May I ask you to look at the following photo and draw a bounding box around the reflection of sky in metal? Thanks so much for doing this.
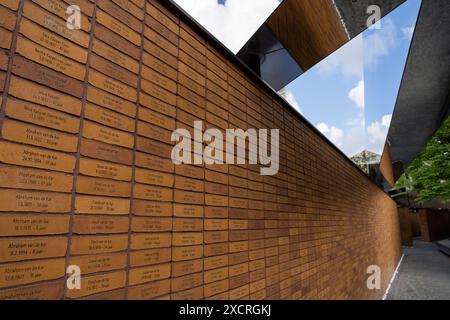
[173,0,282,53]
[288,0,422,158]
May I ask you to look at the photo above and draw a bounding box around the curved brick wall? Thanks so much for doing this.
[0,0,401,299]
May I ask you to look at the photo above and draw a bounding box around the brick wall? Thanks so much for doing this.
[380,142,395,187]
[0,0,402,299]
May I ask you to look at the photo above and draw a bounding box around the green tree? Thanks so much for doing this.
[396,116,450,203]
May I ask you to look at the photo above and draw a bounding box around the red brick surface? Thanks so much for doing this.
[0,0,402,300]
[419,209,450,242]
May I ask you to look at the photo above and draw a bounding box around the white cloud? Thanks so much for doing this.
[315,34,364,79]
[173,0,280,53]
[366,114,392,153]
[367,122,386,145]
[318,123,366,157]
[401,26,415,40]
[317,123,329,134]
[316,18,401,80]
[316,123,344,147]
[346,116,365,129]
[317,114,392,157]
[278,87,302,114]
[363,18,398,68]
[381,114,392,127]
[348,80,365,110]
[343,125,367,157]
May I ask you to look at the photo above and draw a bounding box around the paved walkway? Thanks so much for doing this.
[387,239,450,300]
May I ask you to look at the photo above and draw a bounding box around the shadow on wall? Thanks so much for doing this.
[418,210,450,242]
[398,209,450,246]
[410,212,421,238]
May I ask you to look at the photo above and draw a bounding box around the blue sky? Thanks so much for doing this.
[174,0,422,157]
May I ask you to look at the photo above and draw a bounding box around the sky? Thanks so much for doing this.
[173,0,282,53]
[174,0,422,158]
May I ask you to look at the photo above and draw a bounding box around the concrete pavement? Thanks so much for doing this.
[386,239,450,300]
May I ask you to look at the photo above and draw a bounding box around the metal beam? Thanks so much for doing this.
[388,0,450,173]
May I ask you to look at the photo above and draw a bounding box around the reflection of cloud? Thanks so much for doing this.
[319,123,366,157]
[367,114,392,153]
[173,0,279,53]
[317,114,392,156]
[348,80,365,110]
[346,117,365,128]
[316,34,364,78]
[364,18,398,68]
[402,26,415,40]
[316,123,344,147]
[278,87,302,114]
[316,18,400,80]
[343,125,367,156]
[381,114,392,127]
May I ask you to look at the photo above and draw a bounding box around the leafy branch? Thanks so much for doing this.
[396,116,450,203]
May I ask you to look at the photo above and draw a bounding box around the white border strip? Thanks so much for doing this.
[382,254,405,300]
[331,0,351,39]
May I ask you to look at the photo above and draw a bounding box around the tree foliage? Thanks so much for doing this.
[396,116,450,203]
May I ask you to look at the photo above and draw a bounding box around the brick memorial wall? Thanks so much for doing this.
[0,0,402,299]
